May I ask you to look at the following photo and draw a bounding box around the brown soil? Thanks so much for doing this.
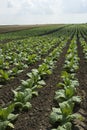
[0,25,37,34]
[0,24,64,34]
[13,39,71,130]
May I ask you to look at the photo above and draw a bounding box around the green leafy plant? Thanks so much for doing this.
[64,58,79,73]
[54,86,81,103]
[27,54,39,64]
[16,69,45,91]
[52,122,72,130]
[9,67,23,76]
[0,104,18,130]
[14,62,26,70]
[27,69,45,86]
[38,63,52,77]
[57,71,79,88]
[27,69,41,84]
[13,88,37,110]
[50,101,82,125]
[0,69,9,82]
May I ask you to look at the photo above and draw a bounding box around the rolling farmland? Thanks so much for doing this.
[0,24,87,130]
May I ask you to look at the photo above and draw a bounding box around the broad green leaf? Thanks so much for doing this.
[8,122,14,128]
[67,113,83,121]
[59,101,74,116]
[65,86,75,99]
[57,122,72,130]
[8,113,18,121]
[23,102,32,110]
[70,96,81,103]
[54,90,65,102]
[38,80,46,85]
[32,91,38,96]
[50,107,62,124]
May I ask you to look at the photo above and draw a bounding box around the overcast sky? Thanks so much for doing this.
[0,0,87,25]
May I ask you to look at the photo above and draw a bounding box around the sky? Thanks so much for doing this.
[0,0,87,25]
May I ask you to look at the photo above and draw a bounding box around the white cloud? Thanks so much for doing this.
[7,0,63,15]
[0,0,87,24]
[62,0,87,13]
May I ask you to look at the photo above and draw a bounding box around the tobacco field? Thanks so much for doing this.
[0,24,87,130]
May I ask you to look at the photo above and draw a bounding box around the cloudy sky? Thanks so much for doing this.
[0,0,87,25]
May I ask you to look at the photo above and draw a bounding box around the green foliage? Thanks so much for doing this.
[38,63,52,76]
[50,37,83,130]
[27,54,39,64]
[52,122,72,130]
[0,69,9,82]
[50,101,82,125]
[13,88,35,110]
[55,85,81,103]
[0,104,18,130]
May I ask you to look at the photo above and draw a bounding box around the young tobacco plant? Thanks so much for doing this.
[0,69,10,82]
[16,69,46,91]
[50,39,83,130]
[54,86,81,104]
[38,63,52,77]
[52,122,72,130]
[0,104,18,130]
[55,71,81,103]
[27,54,40,64]
[50,101,82,130]
[13,88,34,110]
[58,71,79,88]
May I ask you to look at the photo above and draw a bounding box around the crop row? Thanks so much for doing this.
[0,36,60,83]
[79,35,87,60]
[49,36,83,130]
[0,28,74,84]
